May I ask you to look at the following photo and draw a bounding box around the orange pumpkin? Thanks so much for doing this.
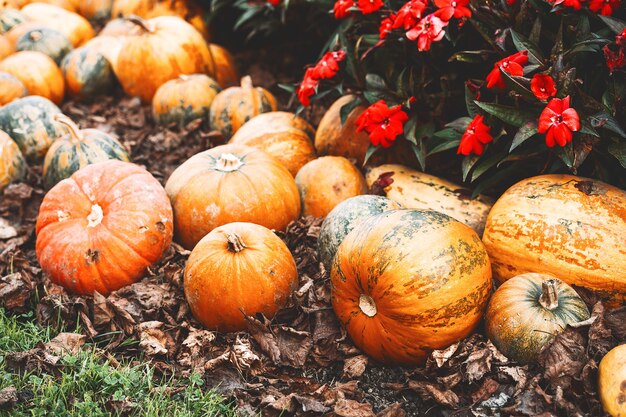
[231,111,315,142]
[164,144,300,249]
[61,45,115,98]
[0,51,64,104]
[77,0,112,21]
[295,156,367,218]
[482,174,626,304]
[116,15,213,102]
[36,160,173,295]
[0,35,11,60]
[0,129,26,190]
[0,71,26,105]
[185,222,298,332]
[81,35,122,75]
[207,43,238,88]
[19,0,79,12]
[152,74,221,126]
[5,21,43,48]
[331,209,492,365]
[598,344,626,417]
[98,17,135,37]
[20,3,94,46]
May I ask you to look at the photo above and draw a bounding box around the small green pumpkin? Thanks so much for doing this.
[0,95,63,161]
[318,195,403,270]
[0,129,26,191]
[16,27,73,64]
[43,113,130,189]
[0,6,26,34]
[61,46,116,98]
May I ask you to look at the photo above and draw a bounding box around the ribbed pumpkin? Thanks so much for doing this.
[0,71,26,105]
[20,3,94,46]
[36,160,173,295]
[16,27,73,64]
[152,74,220,126]
[77,0,112,21]
[0,129,26,190]
[81,36,122,75]
[165,144,301,249]
[366,164,495,236]
[0,35,11,60]
[61,45,115,98]
[116,15,213,102]
[331,209,492,365]
[231,111,315,142]
[482,174,626,305]
[5,21,42,48]
[318,195,403,271]
[598,344,626,417]
[21,0,79,11]
[0,95,63,160]
[485,273,590,364]
[43,114,129,189]
[295,156,367,218]
[208,76,277,140]
[185,222,298,332]
[207,43,238,88]
[0,5,25,33]
[0,51,65,104]
[98,17,135,37]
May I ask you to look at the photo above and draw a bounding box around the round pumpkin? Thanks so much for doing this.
[208,76,277,140]
[61,45,115,98]
[0,35,11,60]
[482,174,626,305]
[16,27,72,64]
[295,156,367,218]
[318,195,403,271]
[0,5,25,33]
[185,222,298,332]
[36,160,173,295]
[77,0,112,21]
[599,344,626,417]
[152,74,220,127]
[98,17,135,37]
[0,51,65,104]
[20,3,94,47]
[0,129,26,190]
[164,144,301,249]
[22,0,79,12]
[366,164,495,236]
[116,15,213,103]
[0,95,63,160]
[5,21,43,48]
[331,209,492,365]
[81,35,122,75]
[0,71,26,105]
[485,273,590,364]
[207,43,238,88]
[43,114,129,189]
[231,111,315,142]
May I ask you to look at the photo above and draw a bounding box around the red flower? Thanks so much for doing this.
[434,0,472,21]
[538,96,580,147]
[457,115,493,155]
[530,74,557,101]
[506,0,517,5]
[485,50,528,89]
[356,100,409,148]
[617,28,626,47]
[312,50,347,79]
[379,14,396,39]
[357,0,383,14]
[589,0,620,15]
[548,0,582,10]
[603,45,625,73]
[406,14,448,52]
[297,68,319,107]
[267,0,280,5]
[393,0,428,30]
[334,0,354,19]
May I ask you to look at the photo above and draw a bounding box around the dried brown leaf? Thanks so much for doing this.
[46,333,86,356]
[334,398,375,417]
[343,355,368,379]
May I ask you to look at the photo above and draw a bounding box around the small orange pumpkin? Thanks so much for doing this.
[5,21,43,48]
[152,74,221,126]
[20,3,95,47]
[0,35,11,60]
[81,35,122,75]
[61,45,115,98]
[185,222,298,332]
[231,111,315,142]
[36,160,173,295]
[598,344,626,417]
[0,129,26,190]
[0,71,26,105]
[16,27,73,64]
[77,0,112,21]
[207,43,238,88]
[0,51,65,104]
[295,156,367,218]
[98,17,135,37]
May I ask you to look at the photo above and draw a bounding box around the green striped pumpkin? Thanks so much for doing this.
[16,27,73,65]
[62,46,116,98]
[0,129,26,191]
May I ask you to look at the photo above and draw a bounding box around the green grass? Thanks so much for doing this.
[0,309,237,417]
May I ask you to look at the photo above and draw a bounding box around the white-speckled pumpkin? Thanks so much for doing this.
[0,50,65,104]
[16,27,73,64]
[0,129,26,190]
[0,71,26,105]
[61,45,115,98]
[152,74,220,127]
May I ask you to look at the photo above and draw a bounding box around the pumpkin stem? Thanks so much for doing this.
[359,294,377,318]
[126,15,154,33]
[179,74,191,81]
[29,30,42,42]
[87,204,103,228]
[539,279,559,310]
[226,233,246,253]
[54,114,83,143]
[215,153,244,172]
[240,75,253,90]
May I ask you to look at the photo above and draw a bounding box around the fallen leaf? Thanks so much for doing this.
[431,342,459,367]
[138,321,169,356]
[408,380,460,408]
[0,218,17,239]
[0,272,33,310]
[343,355,368,379]
[376,403,406,417]
[334,398,375,417]
[539,328,586,389]
[45,333,86,356]
[0,386,17,409]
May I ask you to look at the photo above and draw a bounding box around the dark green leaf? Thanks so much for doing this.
[501,71,536,101]
[410,141,427,171]
[511,121,539,151]
[608,141,626,168]
[471,150,508,182]
[590,111,626,138]
[365,73,387,91]
[277,83,295,94]
[363,144,379,166]
[510,30,545,65]
[404,117,418,145]
[462,156,480,182]
[472,165,519,198]
[428,139,461,155]
[553,142,575,169]
[465,84,480,118]
[414,122,435,141]
[448,51,490,63]
[474,101,536,128]
[339,98,361,126]
[529,16,542,46]
[445,117,473,131]
[599,15,626,34]
[433,128,462,141]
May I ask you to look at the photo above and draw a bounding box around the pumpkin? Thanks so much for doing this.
[599,344,626,417]
[0,129,25,190]
[0,5,25,33]
[98,17,135,37]
[36,160,173,295]
[207,43,238,87]
[185,222,298,332]
[20,3,94,46]
[0,35,11,60]
[164,144,300,249]
[152,74,220,127]
[5,21,43,48]
[0,51,64,104]
[331,209,492,365]
[485,273,590,364]
[208,76,277,140]
[81,35,122,75]
[365,164,494,236]
[21,0,78,12]
[0,95,63,160]
[318,195,403,271]
[482,174,626,304]
[116,15,214,102]
[231,111,315,142]
[61,45,115,98]
[77,0,112,21]
[295,156,367,218]
[16,27,72,64]
[0,71,26,105]
[230,127,316,177]
[43,114,129,189]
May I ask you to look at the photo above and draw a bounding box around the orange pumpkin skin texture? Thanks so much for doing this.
[152,74,221,126]
[184,222,298,332]
[0,129,26,190]
[61,45,115,98]
[485,273,590,364]
[81,36,122,75]
[36,160,174,295]
[77,0,112,21]
[0,35,12,60]
[295,156,367,218]
[232,111,315,142]
[98,18,135,37]
[482,174,626,304]
[331,209,492,365]
[208,76,277,140]
[165,144,301,250]
[0,51,64,104]
[599,344,626,417]
[0,71,26,105]
[20,3,94,47]
[116,15,214,103]
[0,6,26,34]
[207,43,238,88]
